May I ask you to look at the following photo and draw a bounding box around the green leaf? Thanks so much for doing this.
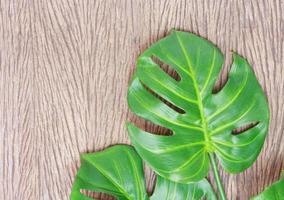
[71,145,216,200]
[251,172,284,200]
[151,176,216,200]
[127,30,270,183]
[71,145,148,200]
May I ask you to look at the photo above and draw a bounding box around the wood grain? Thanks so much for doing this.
[0,0,283,199]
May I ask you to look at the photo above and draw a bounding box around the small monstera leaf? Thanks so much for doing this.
[71,145,148,200]
[71,145,216,200]
[151,176,216,200]
[251,171,284,200]
[127,30,269,183]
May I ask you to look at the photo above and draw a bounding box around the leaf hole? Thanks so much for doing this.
[80,190,116,200]
[151,56,181,82]
[141,81,186,115]
[132,117,174,136]
[212,53,231,94]
[212,75,229,94]
[211,64,230,94]
[143,164,156,196]
[231,121,259,135]
[145,121,174,136]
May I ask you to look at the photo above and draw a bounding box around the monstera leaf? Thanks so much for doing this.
[127,30,270,183]
[151,176,216,200]
[251,171,284,200]
[71,145,216,200]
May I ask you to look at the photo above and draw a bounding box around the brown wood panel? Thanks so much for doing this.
[0,0,283,199]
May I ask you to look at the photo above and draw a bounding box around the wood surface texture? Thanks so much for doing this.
[0,0,283,199]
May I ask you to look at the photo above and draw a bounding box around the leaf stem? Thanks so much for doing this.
[209,153,227,200]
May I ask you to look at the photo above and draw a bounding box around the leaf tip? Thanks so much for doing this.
[80,153,89,161]
[231,52,250,66]
[169,28,178,34]
[231,51,241,60]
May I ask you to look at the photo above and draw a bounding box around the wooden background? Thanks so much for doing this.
[0,0,283,199]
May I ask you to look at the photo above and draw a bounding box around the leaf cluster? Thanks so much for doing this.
[70,31,279,200]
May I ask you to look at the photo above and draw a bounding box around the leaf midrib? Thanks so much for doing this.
[175,32,211,152]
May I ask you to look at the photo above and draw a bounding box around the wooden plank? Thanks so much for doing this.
[0,0,283,199]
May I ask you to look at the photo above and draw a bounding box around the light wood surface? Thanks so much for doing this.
[1,0,283,199]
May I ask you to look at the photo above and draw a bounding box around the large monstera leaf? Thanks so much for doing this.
[71,145,216,200]
[127,30,269,183]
